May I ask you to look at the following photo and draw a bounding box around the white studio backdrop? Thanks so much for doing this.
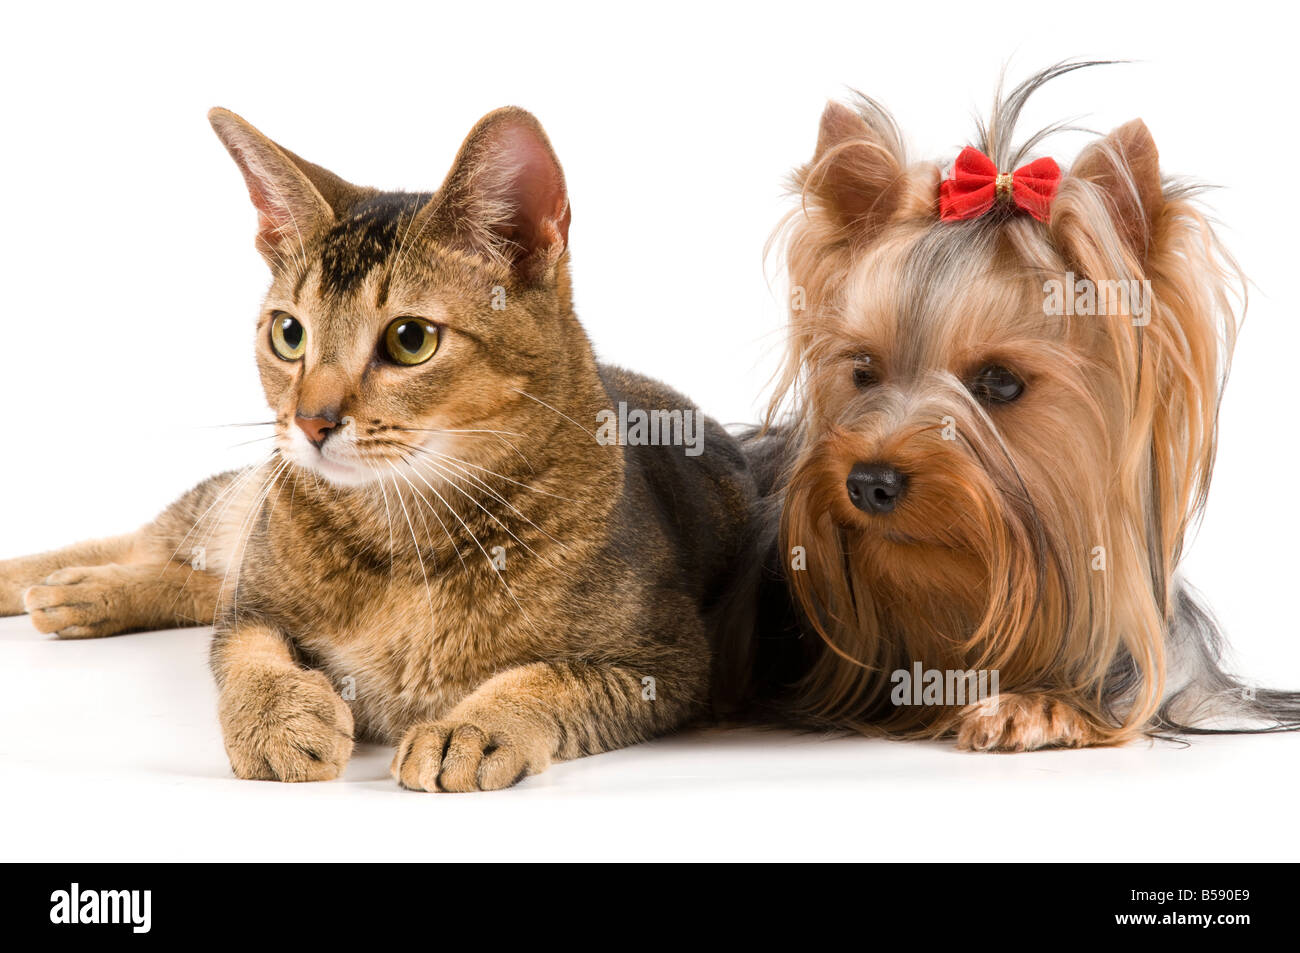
[1,0,1296,690]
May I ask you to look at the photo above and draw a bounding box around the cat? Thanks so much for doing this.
[0,105,754,791]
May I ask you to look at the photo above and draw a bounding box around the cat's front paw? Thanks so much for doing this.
[219,667,354,781]
[0,563,32,616]
[392,714,552,793]
[23,566,130,637]
[955,693,1102,752]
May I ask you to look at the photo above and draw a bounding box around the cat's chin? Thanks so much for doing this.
[291,453,376,488]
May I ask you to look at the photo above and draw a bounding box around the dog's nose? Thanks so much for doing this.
[295,413,339,449]
[846,463,908,514]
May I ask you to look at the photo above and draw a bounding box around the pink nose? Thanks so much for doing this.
[295,415,337,448]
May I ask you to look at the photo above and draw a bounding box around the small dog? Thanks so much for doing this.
[732,62,1300,750]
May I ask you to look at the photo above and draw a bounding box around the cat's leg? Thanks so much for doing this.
[0,534,137,616]
[2,471,243,637]
[955,692,1108,751]
[392,658,703,792]
[211,622,355,782]
[24,561,222,639]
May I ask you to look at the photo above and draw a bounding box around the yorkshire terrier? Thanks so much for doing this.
[728,62,1300,750]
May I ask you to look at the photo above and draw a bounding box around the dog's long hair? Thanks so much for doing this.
[743,62,1300,744]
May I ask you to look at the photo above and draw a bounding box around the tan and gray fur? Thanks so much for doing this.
[0,106,753,790]
[722,63,1300,749]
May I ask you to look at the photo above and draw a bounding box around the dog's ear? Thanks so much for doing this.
[1058,119,1163,266]
[1056,118,1234,591]
[798,101,905,243]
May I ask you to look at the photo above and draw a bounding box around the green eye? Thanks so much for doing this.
[270,312,306,361]
[384,318,440,366]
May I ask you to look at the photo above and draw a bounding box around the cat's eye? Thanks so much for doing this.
[384,318,440,366]
[852,355,878,389]
[270,312,306,361]
[969,364,1025,404]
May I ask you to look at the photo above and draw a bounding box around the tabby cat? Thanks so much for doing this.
[0,106,753,791]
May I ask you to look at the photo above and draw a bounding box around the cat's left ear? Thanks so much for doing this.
[415,107,571,282]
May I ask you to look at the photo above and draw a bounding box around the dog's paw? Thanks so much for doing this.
[23,566,131,638]
[219,667,354,782]
[955,693,1101,752]
[392,714,551,792]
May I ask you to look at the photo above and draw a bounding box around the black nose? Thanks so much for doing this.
[846,463,908,514]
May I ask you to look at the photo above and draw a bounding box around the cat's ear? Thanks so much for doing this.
[264,139,366,220]
[208,108,338,265]
[415,107,571,282]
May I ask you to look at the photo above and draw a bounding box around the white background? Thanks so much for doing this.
[1,1,1297,861]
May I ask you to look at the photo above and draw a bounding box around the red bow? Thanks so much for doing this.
[939,147,1061,223]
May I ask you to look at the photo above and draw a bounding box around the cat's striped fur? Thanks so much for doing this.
[0,106,753,790]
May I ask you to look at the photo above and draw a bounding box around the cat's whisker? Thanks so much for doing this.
[410,451,540,528]
[405,455,547,564]
[393,427,526,438]
[394,464,472,577]
[263,456,294,525]
[190,463,272,570]
[365,461,398,574]
[164,456,273,572]
[416,453,517,511]
[393,459,536,632]
[390,425,535,474]
[164,463,254,571]
[201,421,278,429]
[402,442,580,505]
[407,450,568,552]
[485,430,535,473]
[217,456,291,622]
[383,463,438,629]
[227,434,278,450]
[404,470,455,565]
[510,387,597,439]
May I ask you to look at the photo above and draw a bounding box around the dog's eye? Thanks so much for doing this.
[969,365,1024,404]
[852,356,878,389]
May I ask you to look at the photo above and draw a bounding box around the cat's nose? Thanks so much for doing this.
[295,413,339,449]
[846,462,908,514]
